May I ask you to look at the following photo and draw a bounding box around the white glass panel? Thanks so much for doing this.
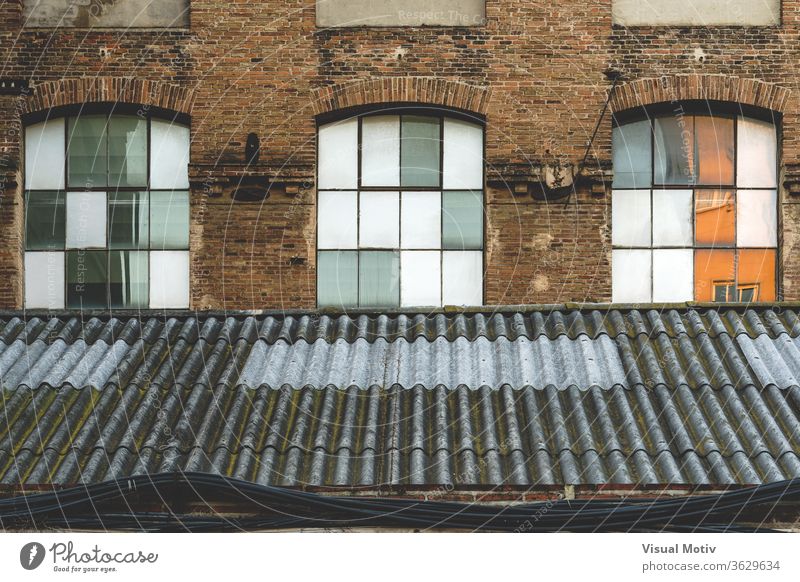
[611,189,650,247]
[401,191,441,249]
[359,191,399,248]
[149,250,189,308]
[150,120,190,190]
[24,252,65,309]
[25,119,65,190]
[653,249,693,302]
[737,189,777,247]
[318,118,358,189]
[443,118,483,190]
[442,251,482,306]
[401,251,441,307]
[66,191,107,248]
[612,249,651,303]
[652,189,692,247]
[737,117,777,188]
[361,116,400,187]
[318,191,357,249]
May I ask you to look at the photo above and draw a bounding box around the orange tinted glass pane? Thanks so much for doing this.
[737,249,776,302]
[695,249,735,301]
[695,116,734,185]
[695,190,735,246]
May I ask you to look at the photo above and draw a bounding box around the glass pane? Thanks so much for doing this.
[443,118,483,190]
[737,189,777,247]
[108,115,147,187]
[737,116,777,188]
[66,250,108,309]
[66,191,107,248]
[317,251,358,308]
[359,191,399,248]
[442,251,482,306]
[737,249,776,302]
[318,191,358,249]
[401,116,440,187]
[149,250,190,308]
[612,120,652,188]
[694,116,734,185]
[25,119,65,190]
[150,191,189,250]
[110,251,148,308]
[695,189,735,247]
[361,116,400,187]
[443,191,483,250]
[652,189,692,247]
[694,249,735,302]
[25,191,65,250]
[401,251,441,307]
[150,119,190,189]
[611,189,650,247]
[611,249,651,303]
[654,116,693,185]
[109,191,148,249]
[318,119,358,189]
[401,191,441,249]
[68,115,108,188]
[25,252,65,309]
[358,250,399,307]
[652,249,693,302]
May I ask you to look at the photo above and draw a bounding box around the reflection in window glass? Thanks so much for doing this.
[612,120,652,189]
[25,191,65,250]
[67,250,108,308]
[150,191,190,250]
[109,191,148,249]
[68,116,108,188]
[110,251,148,308]
[654,116,693,185]
[694,190,735,247]
[108,116,147,188]
[694,116,734,185]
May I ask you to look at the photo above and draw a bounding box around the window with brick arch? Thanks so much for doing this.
[316,110,485,308]
[611,104,778,303]
[24,109,190,309]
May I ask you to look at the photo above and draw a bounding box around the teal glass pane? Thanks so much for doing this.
[68,115,108,188]
[110,251,148,308]
[109,191,149,249]
[359,250,399,307]
[401,116,440,187]
[150,191,189,250]
[25,191,65,250]
[318,251,358,308]
[654,116,694,185]
[443,190,483,250]
[108,116,147,187]
[66,250,107,308]
[612,120,652,188]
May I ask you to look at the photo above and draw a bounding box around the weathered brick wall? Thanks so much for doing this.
[1,0,799,308]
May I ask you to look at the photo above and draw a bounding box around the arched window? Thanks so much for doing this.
[24,109,190,309]
[612,104,778,303]
[317,110,484,308]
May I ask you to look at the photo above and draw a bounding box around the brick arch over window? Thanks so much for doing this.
[311,77,491,117]
[22,77,194,116]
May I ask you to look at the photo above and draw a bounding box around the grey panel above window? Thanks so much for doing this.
[22,0,189,28]
[317,0,486,27]
[612,0,780,26]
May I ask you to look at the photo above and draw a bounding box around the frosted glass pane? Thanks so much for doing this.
[66,191,107,248]
[653,249,693,302]
[66,250,107,309]
[654,116,693,185]
[361,116,400,187]
[317,251,358,308]
[25,252,65,309]
[737,189,777,247]
[737,117,777,188]
[318,191,357,249]
[443,190,483,250]
[401,251,441,307]
[443,118,483,189]
[318,119,358,189]
[25,119,65,190]
[149,250,190,308]
[612,249,651,303]
[110,251,148,308]
[150,191,189,250]
[401,116,440,187]
[150,119,190,189]
[68,115,107,188]
[612,121,651,188]
[109,191,148,249]
[401,191,441,249]
[108,115,147,187]
[442,251,482,306]
[25,191,65,250]
[652,189,692,247]
[359,191,399,248]
[359,251,399,307]
[611,189,650,247]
